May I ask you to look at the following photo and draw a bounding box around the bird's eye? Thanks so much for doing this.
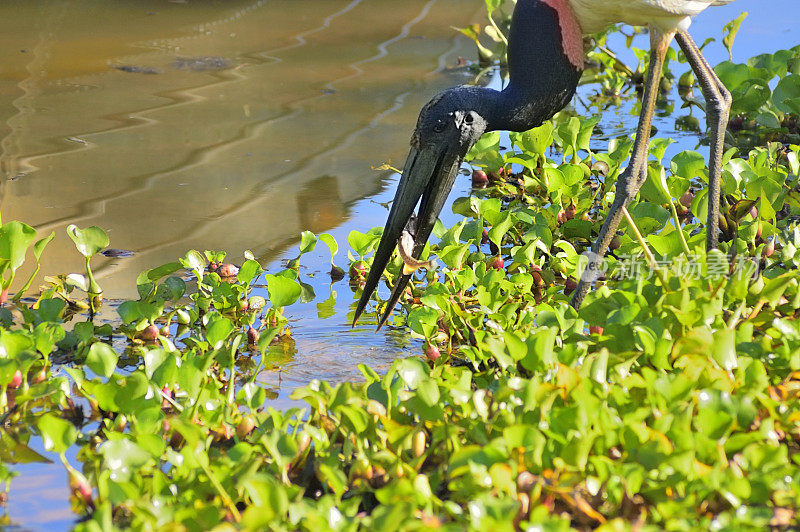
[433,121,446,133]
[464,113,474,125]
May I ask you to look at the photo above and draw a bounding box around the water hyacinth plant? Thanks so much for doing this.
[1,7,800,531]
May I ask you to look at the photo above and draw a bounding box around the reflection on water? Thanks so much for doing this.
[0,0,482,297]
[4,463,74,526]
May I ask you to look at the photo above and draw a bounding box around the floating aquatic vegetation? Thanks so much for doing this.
[1,7,800,531]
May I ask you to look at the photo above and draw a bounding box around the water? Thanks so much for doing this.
[0,0,484,296]
[0,0,798,529]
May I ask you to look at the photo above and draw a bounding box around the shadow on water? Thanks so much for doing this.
[0,0,798,529]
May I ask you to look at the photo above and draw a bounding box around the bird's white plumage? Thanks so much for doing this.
[568,0,734,33]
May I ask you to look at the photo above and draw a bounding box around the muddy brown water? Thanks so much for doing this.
[0,0,798,529]
[0,0,483,297]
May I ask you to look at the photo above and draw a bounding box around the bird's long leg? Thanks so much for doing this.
[675,30,732,251]
[571,29,675,310]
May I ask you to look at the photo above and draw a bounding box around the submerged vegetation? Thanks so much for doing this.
[2,4,800,530]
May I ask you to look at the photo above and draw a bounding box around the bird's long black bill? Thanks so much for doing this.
[376,156,460,329]
[352,145,459,328]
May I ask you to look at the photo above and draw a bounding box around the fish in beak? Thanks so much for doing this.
[352,88,490,328]
[397,227,437,276]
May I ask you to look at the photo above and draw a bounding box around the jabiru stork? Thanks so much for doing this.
[353,0,733,328]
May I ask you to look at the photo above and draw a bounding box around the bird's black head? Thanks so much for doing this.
[410,86,490,156]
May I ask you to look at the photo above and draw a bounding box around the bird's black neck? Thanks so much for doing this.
[480,0,583,132]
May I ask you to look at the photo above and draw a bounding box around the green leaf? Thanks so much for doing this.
[555,116,580,157]
[348,230,374,257]
[33,232,55,261]
[37,413,77,454]
[691,188,709,225]
[180,250,206,280]
[417,379,440,407]
[559,164,584,187]
[630,202,670,228]
[648,230,683,258]
[543,167,565,196]
[640,165,671,204]
[298,231,317,254]
[394,357,429,389]
[773,74,800,115]
[206,314,234,347]
[145,262,183,282]
[38,298,66,323]
[722,12,748,61]
[485,209,513,248]
[33,322,65,356]
[73,321,95,345]
[671,150,706,179]
[468,131,501,157]
[161,277,186,301]
[649,137,675,163]
[514,122,554,155]
[319,233,338,260]
[98,439,152,483]
[575,116,601,153]
[484,0,501,15]
[298,279,316,304]
[731,79,771,115]
[143,348,173,381]
[0,221,37,272]
[561,219,592,240]
[66,225,109,258]
[711,328,737,371]
[237,382,267,410]
[265,274,302,308]
[117,301,142,324]
[439,243,470,270]
[408,307,439,338]
[237,259,263,285]
[466,131,502,169]
[86,342,119,378]
[762,272,798,307]
[715,61,751,90]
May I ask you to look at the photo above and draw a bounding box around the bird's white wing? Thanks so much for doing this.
[653,0,734,11]
[570,0,735,33]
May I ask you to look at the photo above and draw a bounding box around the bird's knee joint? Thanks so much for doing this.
[719,86,732,107]
[708,88,732,114]
[706,95,731,122]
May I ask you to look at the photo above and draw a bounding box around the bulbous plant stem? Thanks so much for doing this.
[85,257,102,314]
[0,281,10,306]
